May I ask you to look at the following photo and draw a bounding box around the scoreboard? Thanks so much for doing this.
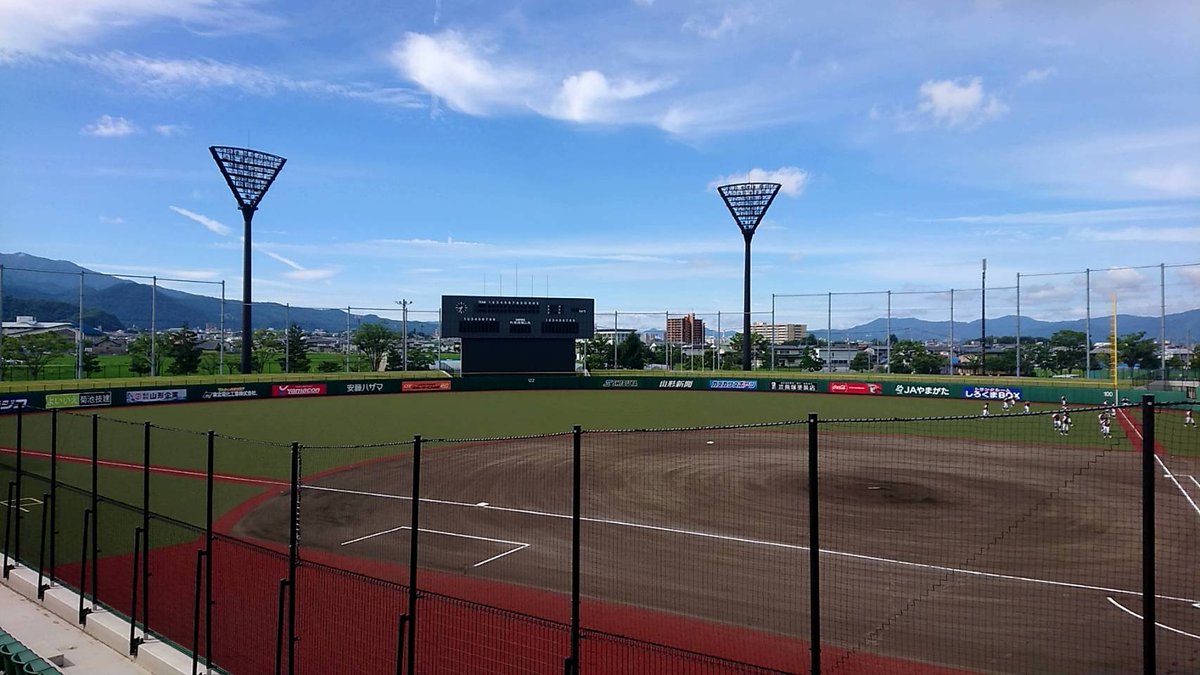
[441,295,595,374]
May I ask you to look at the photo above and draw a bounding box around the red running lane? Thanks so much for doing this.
[0,446,287,486]
[1114,409,1166,455]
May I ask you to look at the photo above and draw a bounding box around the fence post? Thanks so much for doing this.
[142,422,152,638]
[130,526,144,655]
[2,482,13,578]
[406,435,422,675]
[808,412,821,675]
[275,578,290,675]
[287,442,301,675]
[205,431,215,673]
[37,493,49,598]
[90,414,99,611]
[50,409,58,586]
[566,426,582,674]
[78,508,92,624]
[1141,394,1155,675]
[13,405,21,568]
[191,549,206,675]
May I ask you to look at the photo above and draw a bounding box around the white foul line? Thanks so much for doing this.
[1187,475,1200,491]
[1106,596,1200,641]
[308,484,1198,604]
[1117,410,1200,518]
[339,525,529,568]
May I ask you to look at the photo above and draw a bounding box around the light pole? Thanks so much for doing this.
[210,146,287,375]
[718,182,781,371]
[396,300,411,371]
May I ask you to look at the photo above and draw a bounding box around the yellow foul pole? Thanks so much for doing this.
[1111,293,1118,400]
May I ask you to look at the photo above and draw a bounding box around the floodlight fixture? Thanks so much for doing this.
[718,182,782,371]
[210,145,287,374]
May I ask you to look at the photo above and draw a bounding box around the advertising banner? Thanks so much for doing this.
[769,381,820,393]
[655,379,696,389]
[126,389,188,404]
[401,380,452,392]
[963,386,1022,400]
[601,379,640,388]
[45,391,113,409]
[828,382,882,395]
[272,383,328,397]
[342,381,394,395]
[709,379,759,391]
[891,383,952,397]
[0,397,31,413]
[201,385,262,400]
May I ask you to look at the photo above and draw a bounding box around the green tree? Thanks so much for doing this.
[888,340,946,375]
[251,329,283,374]
[385,342,435,370]
[849,351,871,372]
[352,323,396,372]
[724,332,769,368]
[1189,345,1200,371]
[317,360,343,373]
[1021,341,1054,374]
[578,336,613,370]
[792,345,824,371]
[616,332,650,369]
[198,352,237,375]
[80,350,103,378]
[164,325,202,375]
[278,324,311,373]
[4,333,73,379]
[1117,331,1158,370]
[128,333,166,376]
[1049,330,1088,373]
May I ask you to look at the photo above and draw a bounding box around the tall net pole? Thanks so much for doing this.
[210,146,287,375]
[718,183,781,371]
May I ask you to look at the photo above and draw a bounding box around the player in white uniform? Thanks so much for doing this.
[1022,401,1031,414]
[1186,409,1196,429]
[1060,412,1071,436]
[981,402,990,417]
[1099,413,1111,439]
[1052,412,1061,432]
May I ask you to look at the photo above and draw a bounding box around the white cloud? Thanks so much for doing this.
[153,123,187,136]
[547,70,670,123]
[1019,67,1056,84]
[707,167,809,197]
[169,206,232,236]
[390,31,534,116]
[927,205,1200,226]
[281,268,337,282]
[83,262,221,281]
[98,215,124,224]
[915,77,1006,129]
[67,51,423,107]
[0,0,280,54]
[259,249,304,270]
[1126,164,1200,197]
[82,114,137,137]
[682,10,757,39]
[1073,226,1200,243]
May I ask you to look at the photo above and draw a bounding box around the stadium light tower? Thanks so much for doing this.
[210,146,287,375]
[718,182,781,371]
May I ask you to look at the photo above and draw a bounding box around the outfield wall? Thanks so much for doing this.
[0,374,1189,414]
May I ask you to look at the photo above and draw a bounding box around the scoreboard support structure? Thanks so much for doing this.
[441,295,595,376]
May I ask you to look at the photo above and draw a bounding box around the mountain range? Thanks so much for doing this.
[3,252,1199,343]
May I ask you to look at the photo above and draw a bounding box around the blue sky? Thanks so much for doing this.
[1,0,1198,329]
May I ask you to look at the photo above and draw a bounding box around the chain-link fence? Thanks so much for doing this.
[3,397,1197,673]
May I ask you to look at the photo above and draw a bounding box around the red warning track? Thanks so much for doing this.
[1114,408,1167,455]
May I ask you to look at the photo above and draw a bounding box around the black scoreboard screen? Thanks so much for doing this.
[440,296,595,339]
[441,295,595,375]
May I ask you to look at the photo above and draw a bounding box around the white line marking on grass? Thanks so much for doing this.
[306,484,1199,604]
[1118,414,1200,518]
[339,525,529,568]
[1187,475,1200,491]
[1107,597,1200,641]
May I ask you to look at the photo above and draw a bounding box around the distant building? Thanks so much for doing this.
[1,316,79,341]
[666,313,706,346]
[595,327,637,343]
[752,322,808,344]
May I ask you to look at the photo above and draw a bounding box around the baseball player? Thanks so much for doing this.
[1060,412,1072,436]
[1099,412,1111,439]
[1022,401,1031,414]
[1052,412,1062,433]
[981,402,990,417]
[1186,409,1196,429]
